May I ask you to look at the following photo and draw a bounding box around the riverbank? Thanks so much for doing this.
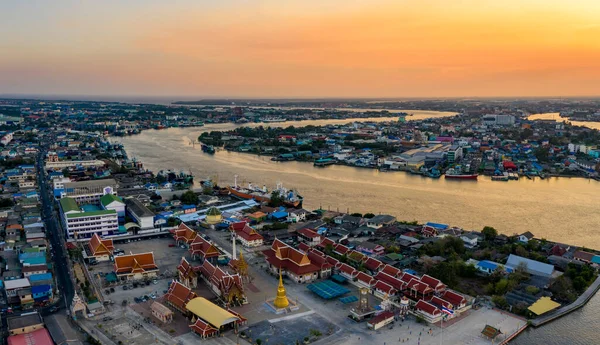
[118,125,600,248]
[530,275,600,327]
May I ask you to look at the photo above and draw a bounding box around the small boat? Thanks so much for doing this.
[314,158,336,167]
[491,175,509,181]
[201,144,215,154]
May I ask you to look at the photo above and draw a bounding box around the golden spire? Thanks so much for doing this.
[273,269,289,309]
[236,250,248,279]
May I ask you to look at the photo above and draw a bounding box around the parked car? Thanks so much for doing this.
[152,279,158,285]
[123,285,129,290]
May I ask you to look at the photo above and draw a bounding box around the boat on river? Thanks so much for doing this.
[314,158,336,167]
[201,144,215,154]
[444,167,478,180]
[227,175,303,208]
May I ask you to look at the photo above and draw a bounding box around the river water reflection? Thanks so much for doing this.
[118,112,600,248]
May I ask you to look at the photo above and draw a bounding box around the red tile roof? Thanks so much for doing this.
[189,319,218,337]
[174,223,197,244]
[189,235,220,258]
[263,240,321,275]
[307,251,333,270]
[415,300,441,316]
[442,290,467,307]
[356,272,376,286]
[382,264,402,277]
[373,280,397,295]
[165,281,197,310]
[364,257,383,271]
[334,244,350,255]
[374,271,404,290]
[229,221,248,231]
[368,311,394,326]
[420,274,446,291]
[574,250,594,262]
[7,328,53,345]
[114,252,158,274]
[88,233,114,256]
[235,224,263,242]
[431,296,453,310]
[297,228,320,239]
[297,242,310,253]
[406,278,433,295]
[338,263,358,278]
[326,255,339,267]
[318,237,335,248]
[399,272,420,284]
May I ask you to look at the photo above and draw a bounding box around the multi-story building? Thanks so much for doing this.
[125,198,155,229]
[482,114,516,126]
[59,197,119,239]
[60,179,118,204]
[100,194,126,221]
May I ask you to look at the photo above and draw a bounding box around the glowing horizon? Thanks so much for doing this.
[2,0,600,98]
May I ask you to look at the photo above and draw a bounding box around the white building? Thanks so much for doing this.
[45,160,106,169]
[100,194,126,220]
[61,179,118,204]
[53,177,72,191]
[59,197,119,240]
[482,114,516,126]
[125,198,155,229]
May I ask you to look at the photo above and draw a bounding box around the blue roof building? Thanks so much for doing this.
[28,273,53,284]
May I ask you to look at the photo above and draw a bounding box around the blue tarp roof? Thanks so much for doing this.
[81,204,101,212]
[425,222,449,230]
[331,274,347,283]
[19,252,44,260]
[339,296,358,304]
[31,284,52,294]
[28,273,53,282]
[271,211,288,219]
[23,257,47,265]
[307,280,350,299]
[477,260,499,270]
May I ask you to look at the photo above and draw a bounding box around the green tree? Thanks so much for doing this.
[180,191,199,205]
[350,213,363,217]
[363,213,375,218]
[482,226,498,241]
[269,190,285,207]
[534,147,549,163]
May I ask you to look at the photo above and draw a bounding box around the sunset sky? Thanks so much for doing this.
[2,0,600,98]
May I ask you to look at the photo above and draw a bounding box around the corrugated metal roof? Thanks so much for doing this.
[528,296,560,315]
[186,297,239,327]
[506,254,554,276]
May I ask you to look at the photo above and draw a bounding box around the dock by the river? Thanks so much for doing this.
[531,275,600,327]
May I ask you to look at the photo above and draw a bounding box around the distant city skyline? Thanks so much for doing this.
[2,0,600,98]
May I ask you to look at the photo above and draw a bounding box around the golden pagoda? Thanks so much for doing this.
[235,250,249,281]
[273,270,289,309]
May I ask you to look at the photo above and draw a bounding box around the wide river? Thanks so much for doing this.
[118,111,600,249]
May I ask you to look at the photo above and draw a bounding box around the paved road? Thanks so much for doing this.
[37,147,75,315]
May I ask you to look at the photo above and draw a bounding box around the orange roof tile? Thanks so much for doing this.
[114,252,158,274]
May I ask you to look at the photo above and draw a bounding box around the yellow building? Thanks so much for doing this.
[205,207,222,225]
